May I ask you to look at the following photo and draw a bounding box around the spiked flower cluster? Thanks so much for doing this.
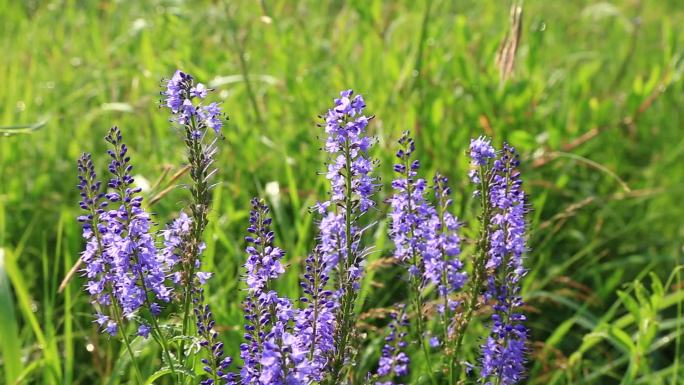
[432,174,467,303]
[476,144,528,385]
[293,248,336,381]
[195,286,237,385]
[163,70,224,135]
[317,89,377,288]
[240,198,303,384]
[317,89,379,382]
[389,132,436,270]
[322,89,375,211]
[388,131,466,358]
[76,77,530,385]
[78,127,173,336]
[372,305,411,385]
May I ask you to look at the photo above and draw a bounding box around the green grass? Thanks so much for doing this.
[1,0,683,384]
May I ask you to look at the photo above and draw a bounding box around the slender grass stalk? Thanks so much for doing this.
[673,251,682,385]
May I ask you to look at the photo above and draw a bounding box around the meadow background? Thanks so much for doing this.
[1,0,683,384]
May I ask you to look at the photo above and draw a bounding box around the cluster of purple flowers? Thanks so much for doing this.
[163,70,224,135]
[315,89,379,382]
[432,173,467,301]
[388,131,466,353]
[469,138,528,385]
[240,198,306,385]
[76,75,529,385]
[293,247,336,381]
[371,305,410,385]
[317,89,377,285]
[78,127,174,336]
[78,71,229,384]
[195,286,237,385]
[389,132,466,294]
[161,211,228,384]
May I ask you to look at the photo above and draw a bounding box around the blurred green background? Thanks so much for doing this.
[1,0,683,384]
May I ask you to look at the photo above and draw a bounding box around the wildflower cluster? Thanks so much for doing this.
[476,143,528,385]
[76,72,529,385]
[388,131,468,382]
[164,70,223,135]
[316,89,379,383]
[293,247,336,381]
[370,305,411,385]
[78,127,174,337]
[240,198,294,384]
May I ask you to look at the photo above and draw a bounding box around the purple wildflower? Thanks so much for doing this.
[293,247,336,381]
[103,127,171,314]
[432,174,467,301]
[194,286,237,385]
[389,132,467,379]
[161,70,226,365]
[474,142,528,385]
[317,88,377,292]
[469,136,496,166]
[317,89,378,382]
[162,69,225,135]
[240,198,299,385]
[389,131,438,283]
[389,133,466,296]
[78,127,173,334]
[322,89,376,212]
[137,324,151,339]
[371,305,410,385]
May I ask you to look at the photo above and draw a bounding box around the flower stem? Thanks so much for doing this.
[452,167,492,383]
[180,117,211,377]
[111,305,145,385]
[326,138,358,384]
[408,275,438,385]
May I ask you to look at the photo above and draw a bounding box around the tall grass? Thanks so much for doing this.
[1,0,683,384]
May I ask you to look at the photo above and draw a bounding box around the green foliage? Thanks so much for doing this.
[0,0,683,384]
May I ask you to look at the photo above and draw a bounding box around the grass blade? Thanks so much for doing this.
[0,248,22,384]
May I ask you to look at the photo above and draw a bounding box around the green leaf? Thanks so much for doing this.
[144,366,194,385]
[0,248,22,384]
[649,272,664,309]
[617,290,641,323]
[609,326,636,354]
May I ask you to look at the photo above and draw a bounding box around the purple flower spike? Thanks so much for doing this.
[293,247,336,381]
[316,90,378,382]
[469,136,496,166]
[476,143,528,385]
[240,198,301,384]
[322,89,377,213]
[78,127,174,335]
[371,305,410,385]
[162,69,225,135]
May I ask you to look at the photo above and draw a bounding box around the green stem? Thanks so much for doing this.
[111,305,145,385]
[435,185,455,380]
[409,275,438,385]
[453,166,492,382]
[142,282,177,378]
[326,138,358,384]
[180,116,210,381]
